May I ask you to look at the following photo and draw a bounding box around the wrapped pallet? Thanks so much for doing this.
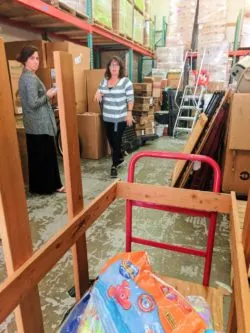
[198,0,229,89]
[134,0,145,13]
[144,20,154,49]
[166,0,197,49]
[133,9,144,44]
[156,46,184,72]
[198,0,227,49]
[240,9,250,48]
[112,0,133,39]
[145,0,152,20]
[58,0,87,15]
[92,0,112,28]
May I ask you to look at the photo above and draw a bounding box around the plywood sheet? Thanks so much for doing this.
[171,113,208,186]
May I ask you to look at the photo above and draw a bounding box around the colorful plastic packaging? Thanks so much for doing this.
[60,252,208,333]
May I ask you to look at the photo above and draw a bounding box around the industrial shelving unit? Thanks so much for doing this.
[0,0,155,79]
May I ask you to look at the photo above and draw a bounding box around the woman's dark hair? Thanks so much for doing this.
[105,56,125,80]
[16,45,39,64]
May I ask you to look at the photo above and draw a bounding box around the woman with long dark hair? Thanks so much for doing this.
[95,56,134,178]
[17,45,65,194]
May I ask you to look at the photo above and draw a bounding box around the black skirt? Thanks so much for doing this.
[26,134,62,194]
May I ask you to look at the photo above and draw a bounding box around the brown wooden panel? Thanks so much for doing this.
[0,39,43,332]
[54,50,87,300]
[116,181,231,213]
[242,191,250,277]
[230,192,250,333]
[0,181,118,324]
[171,113,208,186]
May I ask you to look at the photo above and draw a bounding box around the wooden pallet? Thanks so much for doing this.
[119,32,133,41]
[178,90,231,188]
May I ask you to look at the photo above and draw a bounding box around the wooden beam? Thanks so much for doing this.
[242,190,250,266]
[0,181,118,324]
[54,51,88,300]
[11,13,51,22]
[0,39,43,332]
[226,293,237,333]
[230,192,250,333]
[116,181,231,214]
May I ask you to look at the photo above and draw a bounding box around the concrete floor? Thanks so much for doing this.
[0,136,231,332]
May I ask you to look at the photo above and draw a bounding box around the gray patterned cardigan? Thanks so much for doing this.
[19,69,57,136]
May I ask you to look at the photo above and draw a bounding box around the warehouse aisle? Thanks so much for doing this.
[0,136,231,332]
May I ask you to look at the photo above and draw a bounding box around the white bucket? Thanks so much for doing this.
[156,125,165,137]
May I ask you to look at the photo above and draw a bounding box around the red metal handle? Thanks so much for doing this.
[127,151,221,192]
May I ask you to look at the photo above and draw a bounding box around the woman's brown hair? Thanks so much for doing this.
[105,56,125,80]
[16,45,38,65]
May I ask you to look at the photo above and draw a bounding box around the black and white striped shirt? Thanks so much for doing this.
[99,77,134,130]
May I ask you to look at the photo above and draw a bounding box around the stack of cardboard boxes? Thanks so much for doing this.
[197,0,229,90]
[166,0,197,49]
[133,83,155,136]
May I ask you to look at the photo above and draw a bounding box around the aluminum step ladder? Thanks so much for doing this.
[173,49,207,137]
[173,85,205,135]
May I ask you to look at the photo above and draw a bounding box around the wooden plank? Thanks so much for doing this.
[171,113,208,186]
[226,293,237,333]
[33,22,72,28]
[0,181,118,324]
[0,39,43,332]
[54,51,87,300]
[230,192,250,333]
[179,90,231,188]
[242,191,250,274]
[116,181,231,214]
[160,276,224,332]
[237,200,247,230]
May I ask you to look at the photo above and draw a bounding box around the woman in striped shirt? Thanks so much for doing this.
[95,56,134,178]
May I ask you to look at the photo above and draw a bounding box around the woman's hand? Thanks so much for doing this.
[126,112,135,127]
[46,88,57,99]
[94,90,103,103]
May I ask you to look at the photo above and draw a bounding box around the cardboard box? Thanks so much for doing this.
[8,60,24,115]
[46,42,90,113]
[222,149,250,195]
[77,113,107,159]
[144,76,162,97]
[222,94,250,194]
[133,82,152,97]
[85,69,105,113]
[5,40,47,68]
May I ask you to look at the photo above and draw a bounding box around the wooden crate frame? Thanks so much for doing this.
[0,42,249,332]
